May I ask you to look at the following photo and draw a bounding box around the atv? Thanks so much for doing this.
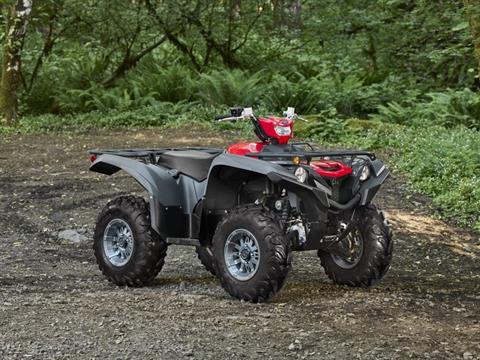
[89,107,392,303]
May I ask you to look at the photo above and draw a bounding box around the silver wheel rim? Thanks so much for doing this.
[331,228,364,269]
[103,219,134,267]
[224,229,260,281]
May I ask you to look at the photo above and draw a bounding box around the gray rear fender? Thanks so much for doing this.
[90,154,205,238]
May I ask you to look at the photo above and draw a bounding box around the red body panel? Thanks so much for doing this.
[227,116,351,180]
[227,116,293,155]
[227,142,265,156]
[258,116,293,144]
[310,160,352,179]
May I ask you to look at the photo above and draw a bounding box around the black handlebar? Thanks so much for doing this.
[215,107,245,121]
[214,114,231,121]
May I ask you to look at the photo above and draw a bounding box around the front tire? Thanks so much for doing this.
[212,206,291,303]
[318,204,393,287]
[195,246,216,276]
[93,196,167,287]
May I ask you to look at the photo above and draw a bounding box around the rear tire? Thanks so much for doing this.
[318,204,393,287]
[212,206,291,303]
[195,246,216,276]
[93,196,167,287]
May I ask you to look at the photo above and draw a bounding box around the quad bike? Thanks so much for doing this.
[89,107,393,303]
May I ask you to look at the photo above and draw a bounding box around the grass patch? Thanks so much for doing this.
[0,102,221,135]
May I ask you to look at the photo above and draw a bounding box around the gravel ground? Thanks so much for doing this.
[0,128,479,359]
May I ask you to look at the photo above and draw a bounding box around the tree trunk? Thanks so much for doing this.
[0,0,33,125]
[464,0,480,77]
[273,0,285,27]
[273,0,302,30]
[289,0,302,30]
[229,0,241,17]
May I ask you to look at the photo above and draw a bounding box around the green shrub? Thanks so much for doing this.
[194,69,264,107]
[130,60,195,103]
[22,44,109,114]
[260,72,367,116]
[337,76,416,118]
[373,88,480,130]
[0,102,219,134]
[260,73,321,114]
[52,59,196,114]
[296,108,345,141]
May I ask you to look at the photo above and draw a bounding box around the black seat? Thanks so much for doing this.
[158,150,220,181]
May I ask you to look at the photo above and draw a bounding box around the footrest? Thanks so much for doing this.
[166,238,201,247]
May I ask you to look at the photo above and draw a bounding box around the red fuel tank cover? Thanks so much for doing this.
[227,142,264,156]
[310,160,352,178]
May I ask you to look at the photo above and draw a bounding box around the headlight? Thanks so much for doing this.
[359,165,370,181]
[275,126,291,136]
[294,167,308,183]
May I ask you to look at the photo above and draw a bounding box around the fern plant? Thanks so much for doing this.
[372,88,480,130]
[261,74,321,114]
[194,69,264,107]
[132,59,195,103]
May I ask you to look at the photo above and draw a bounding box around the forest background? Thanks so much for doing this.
[0,0,479,229]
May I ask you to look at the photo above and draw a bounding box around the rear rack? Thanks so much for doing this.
[89,147,223,157]
[88,147,223,164]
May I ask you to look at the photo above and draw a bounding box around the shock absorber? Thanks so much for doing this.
[277,196,290,230]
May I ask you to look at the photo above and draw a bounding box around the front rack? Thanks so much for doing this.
[246,149,376,161]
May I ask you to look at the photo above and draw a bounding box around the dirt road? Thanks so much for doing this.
[0,128,479,359]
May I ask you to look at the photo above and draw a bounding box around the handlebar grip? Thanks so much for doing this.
[215,114,231,121]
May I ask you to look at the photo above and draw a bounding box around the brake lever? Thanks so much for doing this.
[284,112,308,122]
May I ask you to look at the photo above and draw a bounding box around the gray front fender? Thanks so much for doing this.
[205,153,331,217]
[90,154,182,235]
[207,153,300,183]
